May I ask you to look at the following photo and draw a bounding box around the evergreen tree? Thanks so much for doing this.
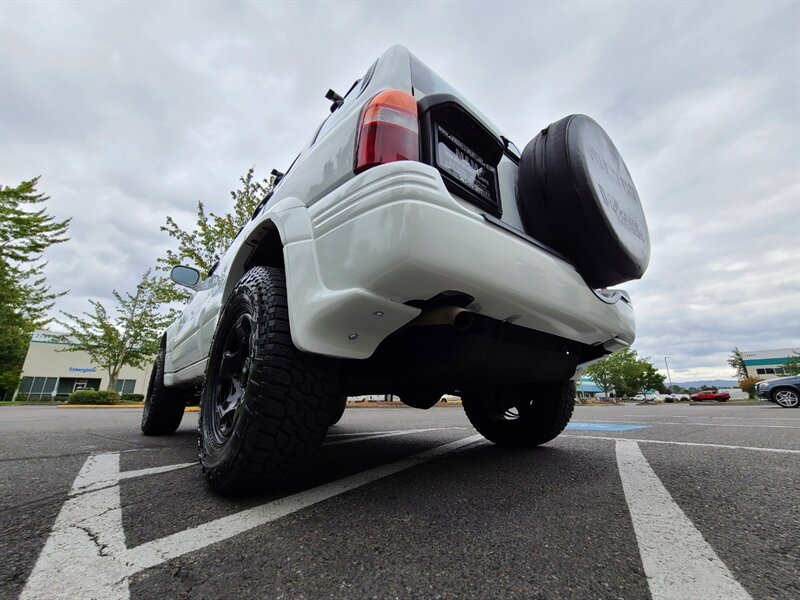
[0,178,70,398]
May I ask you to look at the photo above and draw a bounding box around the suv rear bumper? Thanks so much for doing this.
[280,162,635,360]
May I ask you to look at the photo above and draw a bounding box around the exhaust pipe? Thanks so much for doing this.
[408,306,474,330]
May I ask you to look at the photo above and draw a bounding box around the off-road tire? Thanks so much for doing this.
[199,266,339,495]
[462,381,575,447]
[329,396,347,426]
[141,348,186,436]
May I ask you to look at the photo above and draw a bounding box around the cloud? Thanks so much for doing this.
[1,1,798,379]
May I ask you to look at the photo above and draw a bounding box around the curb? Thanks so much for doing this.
[58,403,145,409]
[56,402,464,410]
[57,404,202,412]
[688,400,763,406]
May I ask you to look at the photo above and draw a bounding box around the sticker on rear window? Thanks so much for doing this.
[435,125,497,204]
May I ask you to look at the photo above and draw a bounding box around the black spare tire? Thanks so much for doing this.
[517,114,650,288]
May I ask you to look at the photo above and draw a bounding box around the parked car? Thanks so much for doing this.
[139,45,651,495]
[756,375,800,408]
[690,390,730,402]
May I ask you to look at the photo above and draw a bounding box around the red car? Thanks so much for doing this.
[690,390,730,402]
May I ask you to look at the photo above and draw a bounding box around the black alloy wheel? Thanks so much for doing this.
[199,266,339,495]
[209,311,254,445]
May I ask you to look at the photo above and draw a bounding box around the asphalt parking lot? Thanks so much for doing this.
[1,403,798,600]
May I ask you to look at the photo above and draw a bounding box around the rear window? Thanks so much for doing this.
[313,60,377,144]
[410,55,462,98]
[410,54,503,140]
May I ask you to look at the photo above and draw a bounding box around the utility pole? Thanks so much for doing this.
[664,356,674,392]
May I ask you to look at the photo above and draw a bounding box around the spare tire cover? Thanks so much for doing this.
[517,114,650,288]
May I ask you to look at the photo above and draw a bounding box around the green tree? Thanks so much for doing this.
[628,361,668,396]
[0,178,70,399]
[156,167,275,305]
[782,352,800,376]
[584,348,666,398]
[55,270,178,391]
[728,346,748,380]
[584,351,626,397]
[159,167,274,275]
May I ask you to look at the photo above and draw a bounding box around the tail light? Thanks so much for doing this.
[354,89,418,173]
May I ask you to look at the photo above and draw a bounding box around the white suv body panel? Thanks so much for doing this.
[162,45,638,387]
[164,160,635,386]
[287,161,635,359]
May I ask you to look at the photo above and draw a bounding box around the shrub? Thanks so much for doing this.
[11,394,60,402]
[679,396,690,402]
[121,393,144,402]
[67,390,121,405]
[738,376,763,399]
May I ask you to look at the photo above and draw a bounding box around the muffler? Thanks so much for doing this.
[408,306,474,330]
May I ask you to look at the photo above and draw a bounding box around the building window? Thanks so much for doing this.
[114,379,136,394]
[764,368,775,375]
[756,369,766,375]
[18,376,58,400]
[774,368,785,375]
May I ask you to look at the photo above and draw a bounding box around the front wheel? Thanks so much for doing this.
[141,348,187,436]
[199,266,339,495]
[462,381,575,447]
[329,396,348,426]
[774,389,800,408]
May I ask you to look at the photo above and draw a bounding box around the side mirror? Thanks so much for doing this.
[170,265,201,289]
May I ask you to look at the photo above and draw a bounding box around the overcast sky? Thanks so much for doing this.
[2,1,798,381]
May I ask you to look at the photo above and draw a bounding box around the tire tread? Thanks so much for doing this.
[199,267,338,495]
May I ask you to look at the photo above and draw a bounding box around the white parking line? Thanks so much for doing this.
[21,434,486,600]
[622,414,799,421]
[326,427,467,438]
[573,419,799,429]
[562,434,800,454]
[616,441,752,599]
[126,435,486,570]
[324,427,457,446]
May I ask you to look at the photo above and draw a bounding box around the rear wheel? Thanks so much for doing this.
[199,266,339,495]
[141,348,187,436]
[463,381,575,447]
[774,389,800,408]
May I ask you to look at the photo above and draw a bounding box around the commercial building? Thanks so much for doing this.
[741,347,800,380]
[575,376,603,398]
[15,330,153,400]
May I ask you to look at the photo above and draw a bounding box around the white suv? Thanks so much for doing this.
[141,46,650,495]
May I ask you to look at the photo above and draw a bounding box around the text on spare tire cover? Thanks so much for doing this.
[587,145,647,244]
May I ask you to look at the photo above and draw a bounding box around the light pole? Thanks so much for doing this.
[664,356,674,392]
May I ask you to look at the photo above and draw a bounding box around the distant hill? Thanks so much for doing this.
[674,379,737,388]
